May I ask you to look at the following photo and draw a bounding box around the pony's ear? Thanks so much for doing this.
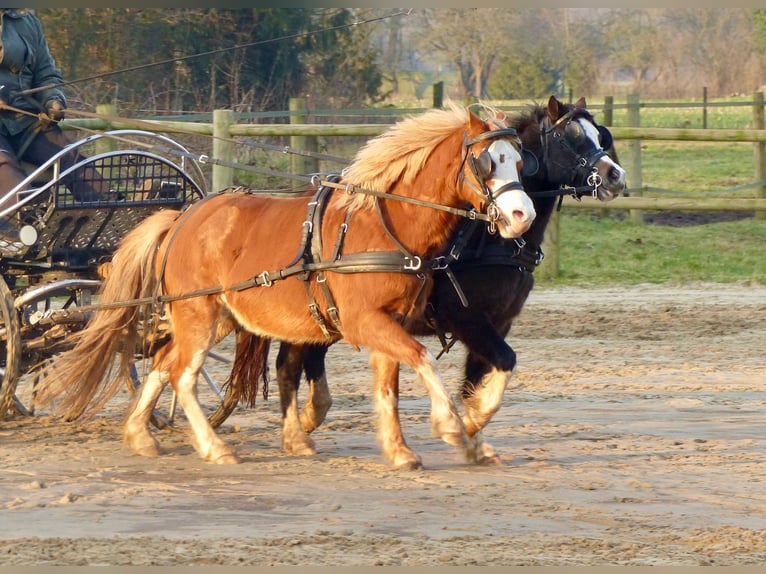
[575,97,587,109]
[467,106,487,135]
[547,95,560,123]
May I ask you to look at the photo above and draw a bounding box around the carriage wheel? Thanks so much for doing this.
[0,277,22,420]
[125,332,240,430]
[4,280,103,419]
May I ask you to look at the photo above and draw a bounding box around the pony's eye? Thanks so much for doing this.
[564,121,584,143]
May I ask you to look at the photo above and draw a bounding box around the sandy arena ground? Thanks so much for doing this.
[0,282,765,566]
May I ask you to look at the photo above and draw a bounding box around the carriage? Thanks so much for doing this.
[0,129,238,426]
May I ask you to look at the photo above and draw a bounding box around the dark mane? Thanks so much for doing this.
[507,103,547,134]
[507,101,596,155]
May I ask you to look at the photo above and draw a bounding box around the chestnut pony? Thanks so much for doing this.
[264,96,626,469]
[33,103,535,465]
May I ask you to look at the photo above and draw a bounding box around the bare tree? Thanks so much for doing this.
[416,9,520,99]
[666,8,757,96]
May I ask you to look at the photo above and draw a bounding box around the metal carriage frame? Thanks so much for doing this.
[0,129,238,427]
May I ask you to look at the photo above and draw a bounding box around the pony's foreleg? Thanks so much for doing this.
[461,350,517,466]
[173,349,240,464]
[366,316,477,468]
[276,342,316,455]
[299,343,332,433]
[369,351,422,470]
[124,367,169,457]
[411,350,481,463]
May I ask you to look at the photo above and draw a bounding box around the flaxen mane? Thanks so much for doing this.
[339,101,473,211]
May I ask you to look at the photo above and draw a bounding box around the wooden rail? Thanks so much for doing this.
[564,196,766,212]
[65,95,766,279]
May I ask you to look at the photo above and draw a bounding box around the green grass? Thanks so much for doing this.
[636,141,755,194]
[609,97,756,130]
[540,212,766,286]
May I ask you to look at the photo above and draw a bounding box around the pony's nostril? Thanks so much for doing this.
[513,209,528,222]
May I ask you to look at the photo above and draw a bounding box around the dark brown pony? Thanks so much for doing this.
[266,96,626,469]
[33,102,536,465]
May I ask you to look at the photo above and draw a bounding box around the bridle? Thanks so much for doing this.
[459,127,526,234]
[538,110,610,199]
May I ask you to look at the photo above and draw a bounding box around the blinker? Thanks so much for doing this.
[564,120,584,143]
[472,149,493,180]
[597,125,613,150]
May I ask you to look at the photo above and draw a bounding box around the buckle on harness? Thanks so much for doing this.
[404,255,422,271]
[258,271,273,287]
[431,256,448,271]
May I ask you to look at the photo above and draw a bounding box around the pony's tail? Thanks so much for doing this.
[33,210,180,421]
[225,331,271,408]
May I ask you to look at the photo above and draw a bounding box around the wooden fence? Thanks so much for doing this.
[64,94,766,278]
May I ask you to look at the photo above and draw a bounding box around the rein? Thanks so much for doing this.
[315,177,492,225]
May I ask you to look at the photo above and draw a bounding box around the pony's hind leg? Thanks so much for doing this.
[124,358,170,457]
[299,343,332,433]
[172,346,240,464]
[276,342,316,455]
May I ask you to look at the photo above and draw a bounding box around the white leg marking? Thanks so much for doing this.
[415,350,480,462]
[462,368,513,466]
[283,389,316,455]
[124,368,167,457]
[463,368,511,436]
[300,374,332,433]
[174,350,239,464]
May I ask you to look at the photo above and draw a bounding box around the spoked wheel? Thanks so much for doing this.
[0,277,22,420]
[126,331,240,430]
[3,279,102,419]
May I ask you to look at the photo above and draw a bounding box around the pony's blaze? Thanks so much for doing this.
[580,120,627,201]
[485,139,536,238]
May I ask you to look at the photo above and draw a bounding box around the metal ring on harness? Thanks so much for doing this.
[587,169,603,197]
[486,203,500,235]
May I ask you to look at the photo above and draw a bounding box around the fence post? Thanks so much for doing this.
[289,97,318,176]
[600,95,615,219]
[626,93,643,223]
[702,86,708,129]
[754,91,766,221]
[95,104,116,156]
[433,81,444,108]
[602,95,614,127]
[212,109,234,192]
[93,103,117,182]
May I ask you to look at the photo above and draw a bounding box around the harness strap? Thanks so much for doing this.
[429,217,481,307]
[307,179,344,335]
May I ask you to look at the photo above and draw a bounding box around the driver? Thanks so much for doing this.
[0,8,113,252]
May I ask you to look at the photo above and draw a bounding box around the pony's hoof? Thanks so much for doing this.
[390,451,424,471]
[284,443,317,456]
[135,445,161,458]
[213,453,241,464]
[283,437,317,456]
[478,453,504,466]
[393,459,424,471]
[126,434,161,457]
